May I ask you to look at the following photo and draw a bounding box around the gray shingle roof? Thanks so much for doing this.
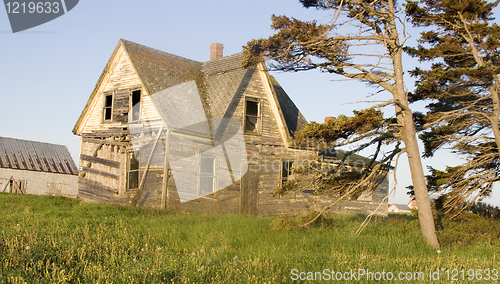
[270,76,307,135]
[0,136,78,175]
[390,204,411,210]
[76,39,307,140]
[122,40,203,97]
[202,53,251,120]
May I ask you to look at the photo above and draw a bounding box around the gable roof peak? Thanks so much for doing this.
[119,39,200,64]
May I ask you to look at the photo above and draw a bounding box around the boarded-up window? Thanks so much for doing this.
[198,155,215,196]
[131,90,141,122]
[281,160,294,184]
[128,152,140,190]
[103,93,113,122]
[47,182,61,195]
[244,99,260,133]
[113,89,130,123]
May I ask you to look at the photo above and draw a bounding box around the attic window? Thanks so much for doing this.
[103,93,113,122]
[131,90,141,122]
[245,99,260,133]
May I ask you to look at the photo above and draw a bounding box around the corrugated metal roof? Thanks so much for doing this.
[0,136,78,175]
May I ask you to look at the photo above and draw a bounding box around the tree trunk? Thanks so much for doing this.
[392,43,440,249]
[489,82,500,156]
[401,112,440,249]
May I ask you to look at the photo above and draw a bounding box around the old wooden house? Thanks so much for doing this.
[0,136,78,197]
[73,39,387,216]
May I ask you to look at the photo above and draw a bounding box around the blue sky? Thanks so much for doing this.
[1,0,499,206]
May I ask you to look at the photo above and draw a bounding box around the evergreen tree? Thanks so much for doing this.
[405,0,500,216]
[244,0,440,248]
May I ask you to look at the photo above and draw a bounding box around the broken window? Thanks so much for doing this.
[131,89,141,122]
[199,155,215,196]
[244,99,260,133]
[128,152,140,190]
[281,160,294,184]
[103,93,113,122]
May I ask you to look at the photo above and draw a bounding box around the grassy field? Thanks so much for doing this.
[0,193,499,283]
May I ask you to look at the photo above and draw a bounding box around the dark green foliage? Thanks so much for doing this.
[285,110,397,198]
[242,14,347,70]
[467,201,500,219]
[405,0,500,211]
[242,0,401,87]
[293,109,387,145]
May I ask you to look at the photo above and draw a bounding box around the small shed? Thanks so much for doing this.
[0,136,78,197]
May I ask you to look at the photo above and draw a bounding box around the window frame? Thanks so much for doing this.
[281,160,294,185]
[197,153,217,197]
[130,89,141,122]
[244,97,261,134]
[102,92,114,123]
[127,151,140,191]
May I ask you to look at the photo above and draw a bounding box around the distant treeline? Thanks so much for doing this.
[466,202,500,220]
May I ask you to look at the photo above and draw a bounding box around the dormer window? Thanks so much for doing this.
[245,98,260,133]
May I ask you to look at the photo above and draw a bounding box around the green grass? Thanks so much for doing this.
[1,193,499,283]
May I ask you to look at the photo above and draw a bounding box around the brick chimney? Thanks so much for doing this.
[210,43,224,60]
[325,116,336,123]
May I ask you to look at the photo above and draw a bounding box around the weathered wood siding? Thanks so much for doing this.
[78,137,126,203]
[75,45,388,216]
[79,45,161,134]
